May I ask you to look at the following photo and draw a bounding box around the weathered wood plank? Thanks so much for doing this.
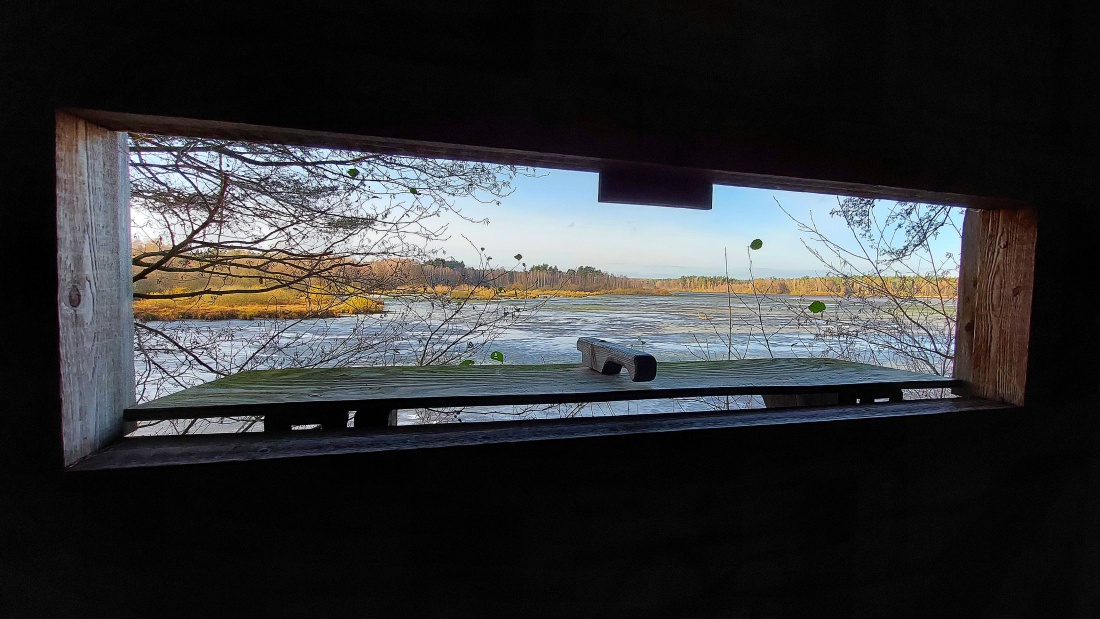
[56,113,134,465]
[126,358,959,422]
[577,337,657,382]
[83,398,1011,470]
[953,207,1036,405]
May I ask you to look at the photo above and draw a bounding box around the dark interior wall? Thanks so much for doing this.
[3,1,1100,616]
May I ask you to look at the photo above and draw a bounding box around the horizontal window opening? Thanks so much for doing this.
[121,132,964,438]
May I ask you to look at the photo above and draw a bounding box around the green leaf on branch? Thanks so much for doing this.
[490,350,505,364]
[749,239,763,250]
[808,301,826,313]
[409,187,419,195]
[347,168,359,178]
[459,360,474,366]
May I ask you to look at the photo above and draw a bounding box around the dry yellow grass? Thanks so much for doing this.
[133,293,383,322]
[133,284,676,320]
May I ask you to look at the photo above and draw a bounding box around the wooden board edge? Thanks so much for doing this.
[78,398,1014,471]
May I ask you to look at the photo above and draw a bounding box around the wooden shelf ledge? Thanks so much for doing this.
[78,397,1010,471]
[126,358,961,424]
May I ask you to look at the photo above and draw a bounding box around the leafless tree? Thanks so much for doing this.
[130,135,530,300]
[739,198,964,404]
[776,198,961,379]
[682,198,962,410]
[129,134,540,434]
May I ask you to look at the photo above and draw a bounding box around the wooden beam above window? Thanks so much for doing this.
[65,109,1028,211]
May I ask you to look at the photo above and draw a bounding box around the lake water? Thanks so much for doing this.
[134,292,955,433]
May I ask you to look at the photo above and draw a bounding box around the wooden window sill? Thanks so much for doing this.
[70,398,1012,471]
[123,358,962,431]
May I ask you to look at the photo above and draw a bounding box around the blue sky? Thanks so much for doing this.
[434,168,963,280]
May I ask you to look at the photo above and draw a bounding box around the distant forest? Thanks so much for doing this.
[415,259,958,298]
[133,251,958,302]
[135,249,954,294]
[131,248,957,321]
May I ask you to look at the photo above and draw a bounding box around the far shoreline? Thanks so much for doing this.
[133,288,955,322]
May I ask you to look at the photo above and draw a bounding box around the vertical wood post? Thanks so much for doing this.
[953,207,1037,406]
[56,112,134,465]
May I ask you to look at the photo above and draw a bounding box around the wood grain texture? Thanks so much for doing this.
[56,113,134,465]
[82,398,1010,470]
[577,337,657,381]
[953,207,1036,405]
[126,358,959,421]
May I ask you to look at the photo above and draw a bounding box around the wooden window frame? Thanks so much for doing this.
[55,110,1036,469]
[56,113,134,466]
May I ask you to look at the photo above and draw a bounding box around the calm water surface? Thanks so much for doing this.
[135,293,954,432]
